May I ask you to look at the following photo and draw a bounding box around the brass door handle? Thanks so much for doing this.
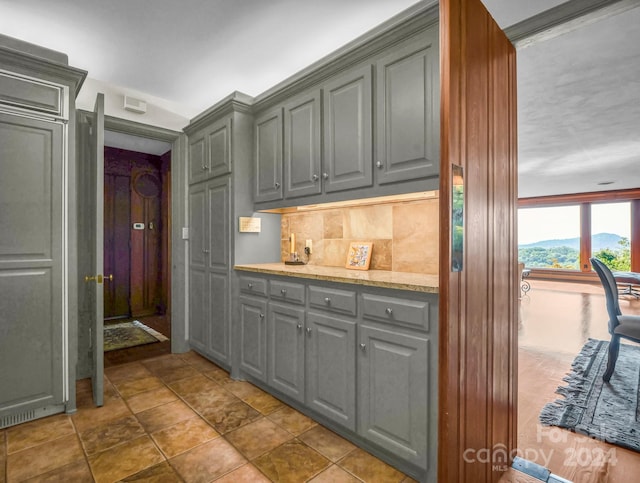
[84,274,113,283]
[104,274,114,282]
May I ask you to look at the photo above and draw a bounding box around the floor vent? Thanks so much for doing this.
[0,409,37,429]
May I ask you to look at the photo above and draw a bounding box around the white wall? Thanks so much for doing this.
[76,78,197,131]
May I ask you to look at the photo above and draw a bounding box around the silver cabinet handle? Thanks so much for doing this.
[248,283,253,289]
[297,324,303,331]
[312,174,319,181]
[376,161,383,169]
[203,249,210,254]
[202,165,207,171]
[360,343,366,351]
[324,297,331,304]
[322,172,329,180]
[385,307,393,315]
[275,181,280,188]
[306,327,312,335]
[259,313,265,319]
[281,289,287,295]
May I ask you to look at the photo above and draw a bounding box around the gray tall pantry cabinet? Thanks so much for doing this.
[0,41,85,427]
[184,93,257,369]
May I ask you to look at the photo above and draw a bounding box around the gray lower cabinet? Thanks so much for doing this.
[268,302,305,403]
[188,177,231,365]
[306,312,356,431]
[239,296,268,382]
[358,324,429,469]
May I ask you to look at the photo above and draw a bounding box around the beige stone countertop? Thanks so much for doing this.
[234,263,439,293]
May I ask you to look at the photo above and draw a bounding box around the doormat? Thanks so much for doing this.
[540,338,640,453]
[104,320,168,352]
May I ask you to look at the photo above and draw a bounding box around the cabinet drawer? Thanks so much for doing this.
[362,293,429,331]
[269,280,305,304]
[239,276,268,297]
[309,285,356,316]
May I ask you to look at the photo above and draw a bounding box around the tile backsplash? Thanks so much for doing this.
[280,197,439,275]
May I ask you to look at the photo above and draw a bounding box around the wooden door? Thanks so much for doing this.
[130,167,162,317]
[439,0,518,481]
[103,172,131,318]
[0,111,66,424]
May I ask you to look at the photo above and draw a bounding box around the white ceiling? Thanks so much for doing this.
[1,0,638,198]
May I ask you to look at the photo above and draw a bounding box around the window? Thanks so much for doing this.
[591,202,631,271]
[518,205,580,269]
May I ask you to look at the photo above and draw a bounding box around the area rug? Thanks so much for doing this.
[540,338,640,453]
[104,320,168,352]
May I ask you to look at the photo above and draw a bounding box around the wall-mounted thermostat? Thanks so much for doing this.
[133,223,145,230]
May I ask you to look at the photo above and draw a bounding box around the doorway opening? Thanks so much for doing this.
[103,130,173,366]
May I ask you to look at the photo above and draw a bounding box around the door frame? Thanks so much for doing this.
[103,115,188,353]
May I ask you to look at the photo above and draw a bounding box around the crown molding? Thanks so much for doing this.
[185,90,254,134]
[505,0,637,48]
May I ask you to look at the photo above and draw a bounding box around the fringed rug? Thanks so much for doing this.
[104,320,168,352]
[540,338,640,453]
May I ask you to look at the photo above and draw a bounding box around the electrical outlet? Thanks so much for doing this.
[305,239,313,254]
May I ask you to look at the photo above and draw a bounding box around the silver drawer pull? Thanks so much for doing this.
[203,249,210,254]
[312,174,319,181]
[360,343,366,351]
[275,181,280,188]
[297,324,303,331]
[376,161,383,169]
[259,313,264,319]
[322,172,329,179]
[324,297,331,304]
[385,307,393,315]
[306,327,312,335]
[281,289,287,295]
[248,283,253,289]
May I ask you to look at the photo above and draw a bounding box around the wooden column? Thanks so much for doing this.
[439,0,519,481]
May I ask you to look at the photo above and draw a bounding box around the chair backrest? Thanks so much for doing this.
[590,257,622,333]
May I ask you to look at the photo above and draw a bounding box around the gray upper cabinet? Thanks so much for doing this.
[323,65,373,193]
[375,27,439,184]
[284,90,322,198]
[188,116,232,185]
[254,108,284,202]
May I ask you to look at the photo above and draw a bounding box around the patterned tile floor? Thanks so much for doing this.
[1,351,416,482]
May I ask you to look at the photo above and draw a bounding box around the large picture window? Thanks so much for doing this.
[518,205,580,269]
[591,202,631,271]
[518,190,639,274]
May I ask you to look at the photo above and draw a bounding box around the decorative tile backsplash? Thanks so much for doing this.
[280,197,439,275]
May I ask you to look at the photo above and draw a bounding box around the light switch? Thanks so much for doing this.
[182,227,189,240]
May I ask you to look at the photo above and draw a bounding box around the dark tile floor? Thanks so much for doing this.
[1,350,417,482]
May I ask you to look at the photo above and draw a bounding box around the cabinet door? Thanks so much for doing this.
[306,312,356,430]
[239,296,268,382]
[358,325,429,468]
[284,90,322,198]
[254,108,283,202]
[375,28,439,184]
[268,302,305,403]
[207,116,232,178]
[188,128,207,185]
[188,183,207,352]
[207,178,230,271]
[323,65,373,193]
[208,272,229,363]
